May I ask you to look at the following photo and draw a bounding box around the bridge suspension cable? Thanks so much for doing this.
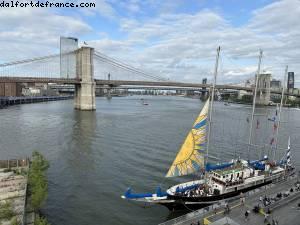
[0,51,77,78]
[0,48,170,82]
[94,51,169,82]
[0,51,76,68]
[0,53,58,67]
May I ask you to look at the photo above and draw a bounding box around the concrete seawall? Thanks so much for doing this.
[0,159,29,225]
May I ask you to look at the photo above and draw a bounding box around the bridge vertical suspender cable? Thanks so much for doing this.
[93,51,169,82]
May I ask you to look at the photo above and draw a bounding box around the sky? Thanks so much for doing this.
[0,0,299,85]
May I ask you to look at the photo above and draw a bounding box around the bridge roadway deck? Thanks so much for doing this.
[159,175,300,225]
[0,77,236,89]
[1,77,299,97]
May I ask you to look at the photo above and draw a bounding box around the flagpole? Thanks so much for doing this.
[247,49,263,161]
[273,65,288,161]
[206,46,220,168]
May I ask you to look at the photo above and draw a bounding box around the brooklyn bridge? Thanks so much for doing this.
[0,37,298,110]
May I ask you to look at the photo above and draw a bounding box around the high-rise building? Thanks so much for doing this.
[270,79,281,89]
[287,72,294,91]
[60,37,78,79]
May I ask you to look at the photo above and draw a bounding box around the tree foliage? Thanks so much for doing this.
[241,94,253,103]
[11,216,21,225]
[28,151,50,211]
[34,215,51,225]
[0,201,15,220]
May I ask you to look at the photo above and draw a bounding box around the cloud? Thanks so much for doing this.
[246,0,300,80]
[91,0,300,84]
[249,0,300,33]
[79,0,116,19]
[0,6,92,62]
[0,0,299,85]
[89,39,132,52]
[119,0,141,14]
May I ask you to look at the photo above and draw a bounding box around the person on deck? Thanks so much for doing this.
[264,213,269,223]
[244,210,249,221]
[240,196,245,206]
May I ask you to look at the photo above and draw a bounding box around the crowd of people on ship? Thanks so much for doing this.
[176,173,299,198]
[224,176,244,187]
[176,185,212,197]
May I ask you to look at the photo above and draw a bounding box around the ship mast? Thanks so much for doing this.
[206,46,221,167]
[247,49,263,160]
[273,65,288,161]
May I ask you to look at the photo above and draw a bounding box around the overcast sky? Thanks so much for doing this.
[0,0,299,85]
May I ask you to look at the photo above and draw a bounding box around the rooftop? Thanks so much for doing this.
[214,165,244,176]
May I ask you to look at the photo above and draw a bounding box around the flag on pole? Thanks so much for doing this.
[287,136,291,166]
[270,137,275,145]
[216,90,222,101]
[256,119,260,129]
[269,106,279,145]
[268,117,275,122]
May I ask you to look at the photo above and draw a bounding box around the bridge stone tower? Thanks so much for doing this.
[74,47,96,110]
[256,73,271,105]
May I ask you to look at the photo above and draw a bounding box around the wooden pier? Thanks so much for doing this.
[0,95,73,108]
[159,174,300,225]
[0,159,29,225]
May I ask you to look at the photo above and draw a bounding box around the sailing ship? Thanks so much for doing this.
[122,47,294,211]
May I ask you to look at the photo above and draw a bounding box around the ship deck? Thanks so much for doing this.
[159,173,300,225]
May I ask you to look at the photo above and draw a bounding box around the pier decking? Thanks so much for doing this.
[159,174,300,225]
[0,95,73,108]
[0,159,29,225]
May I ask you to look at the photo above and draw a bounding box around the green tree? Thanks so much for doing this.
[0,201,15,220]
[11,216,21,225]
[30,151,50,172]
[34,215,51,225]
[241,95,253,103]
[28,151,49,211]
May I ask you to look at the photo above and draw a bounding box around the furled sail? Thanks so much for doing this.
[166,99,209,177]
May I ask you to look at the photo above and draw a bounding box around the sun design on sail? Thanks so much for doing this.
[166,99,210,177]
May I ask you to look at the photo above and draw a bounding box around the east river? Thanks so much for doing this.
[0,96,299,225]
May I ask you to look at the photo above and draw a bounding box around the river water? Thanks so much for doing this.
[0,96,299,225]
